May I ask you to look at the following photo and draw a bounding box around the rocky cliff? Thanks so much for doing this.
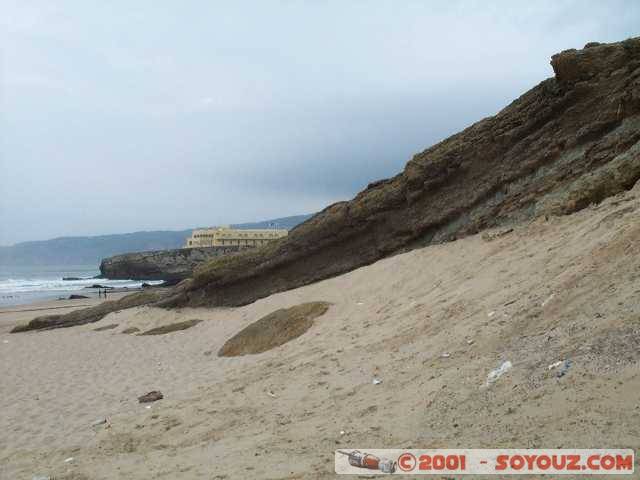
[160,37,640,308]
[14,37,640,331]
[99,246,247,281]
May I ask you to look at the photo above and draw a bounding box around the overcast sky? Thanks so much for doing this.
[1,1,638,245]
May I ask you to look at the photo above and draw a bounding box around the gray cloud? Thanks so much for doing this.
[1,0,638,244]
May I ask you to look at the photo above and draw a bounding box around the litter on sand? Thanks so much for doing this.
[441,352,451,358]
[541,294,555,307]
[372,378,382,385]
[267,390,277,398]
[485,361,513,386]
[547,361,563,370]
[556,359,572,378]
[64,457,74,463]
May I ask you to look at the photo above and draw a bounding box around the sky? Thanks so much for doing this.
[1,1,638,245]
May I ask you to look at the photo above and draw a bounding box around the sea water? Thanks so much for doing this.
[0,265,162,307]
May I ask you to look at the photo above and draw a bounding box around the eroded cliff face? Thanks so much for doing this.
[15,37,640,331]
[100,246,247,281]
[155,38,640,309]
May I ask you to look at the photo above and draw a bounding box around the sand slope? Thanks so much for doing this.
[2,183,640,479]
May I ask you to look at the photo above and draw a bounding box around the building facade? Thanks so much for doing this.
[184,226,288,248]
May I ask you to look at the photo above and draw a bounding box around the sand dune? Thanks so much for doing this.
[2,183,640,479]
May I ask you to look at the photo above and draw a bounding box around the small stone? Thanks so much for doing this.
[138,391,163,403]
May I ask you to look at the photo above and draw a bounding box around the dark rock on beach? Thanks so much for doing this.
[11,290,166,332]
[138,391,163,403]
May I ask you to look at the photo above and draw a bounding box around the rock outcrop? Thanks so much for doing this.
[14,37,640,331]
[12,290,166,332]
[160,37,640,308]
[99,246,248,281]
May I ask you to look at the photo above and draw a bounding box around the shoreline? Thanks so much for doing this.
[0,284,149,308]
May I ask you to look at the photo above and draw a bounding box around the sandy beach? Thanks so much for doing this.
[1,184,640,479]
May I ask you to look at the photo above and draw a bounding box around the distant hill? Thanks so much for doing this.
[0,214,313,267]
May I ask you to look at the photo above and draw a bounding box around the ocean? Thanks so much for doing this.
[0,265,162,307]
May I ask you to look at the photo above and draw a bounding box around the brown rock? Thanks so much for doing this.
[138,391,163,403]
[218,302,331,357]
[11,290,166,332]
[139,319,203,335]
